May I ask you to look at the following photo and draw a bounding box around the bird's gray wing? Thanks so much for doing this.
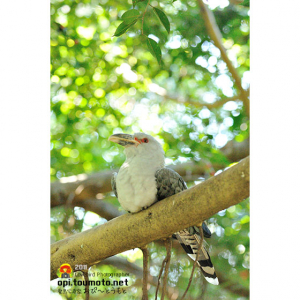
[155,167,187,200]
[111,172,118,198]
[154,168,211,238]
[155,168,217,284]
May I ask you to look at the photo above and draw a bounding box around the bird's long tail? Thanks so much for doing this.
[175,227,219,285]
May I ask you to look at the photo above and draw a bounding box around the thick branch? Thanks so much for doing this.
[51,138,249,208]
[51,157,249,280]
[221,137,249,162]
[69,199,190,252]
[51,170,114,207]
[197,0,249,116]
[73,198,124,220]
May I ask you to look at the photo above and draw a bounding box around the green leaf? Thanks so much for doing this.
[153,7,170,34]
[146,37,162,64]
[113,9,140,37]
[121,9,140,23]
[113,19,138,37]
[142,19,150,36]
[133,0,147,7]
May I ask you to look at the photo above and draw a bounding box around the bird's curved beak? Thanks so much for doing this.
[108,134,140,147]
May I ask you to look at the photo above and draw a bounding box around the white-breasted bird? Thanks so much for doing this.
[108,132,219,285]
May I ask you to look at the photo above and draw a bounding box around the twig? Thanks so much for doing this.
[82,270,90,300]
[162,94,241,110]
[155,253,166,300]
[141,0,150,35]
[98,255,249,298]
[94,279,142,299]
[141,246,149,300]
[180,226,204,300]
[97,256,179,299]
[197,0,249,116]
[155,237,172,300]
[161,238,172,300]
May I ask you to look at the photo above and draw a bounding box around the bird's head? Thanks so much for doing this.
[108,132,165,162]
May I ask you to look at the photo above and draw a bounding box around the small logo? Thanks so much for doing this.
[57,263,73,279]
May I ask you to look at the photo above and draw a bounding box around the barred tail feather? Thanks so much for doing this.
[195,247,219,285]
[175,229,219,285]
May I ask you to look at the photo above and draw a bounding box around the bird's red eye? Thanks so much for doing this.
[143,138,149,143]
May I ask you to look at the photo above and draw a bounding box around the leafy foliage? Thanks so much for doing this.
[153,7,170,34]
[146,37,162,64]
[112,0,171,62]
[51,0,250,299]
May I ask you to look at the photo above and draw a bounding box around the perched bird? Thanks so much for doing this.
[108,132,219,285]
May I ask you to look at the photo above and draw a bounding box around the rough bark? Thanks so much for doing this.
[51,138,249,208]
[51,156,249,280]
[73,198,124,220]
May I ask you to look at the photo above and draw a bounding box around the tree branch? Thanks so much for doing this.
[98,255,248,298]
[51,170,114,207]
[82,271,90,300]
[72,198,124,220]
[163,94,242,110]
[181,226,204,300]
[161,238,172,300]
[141,246,149,300]
[68,198,192,253]
[51,156,249,280]
[51,138,249,208]
[197,0,249,116]
[98,256,179,299]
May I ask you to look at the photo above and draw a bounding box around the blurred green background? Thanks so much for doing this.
[50,0,249,299]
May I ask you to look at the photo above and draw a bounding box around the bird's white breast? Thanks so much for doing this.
[116,154,162,213]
